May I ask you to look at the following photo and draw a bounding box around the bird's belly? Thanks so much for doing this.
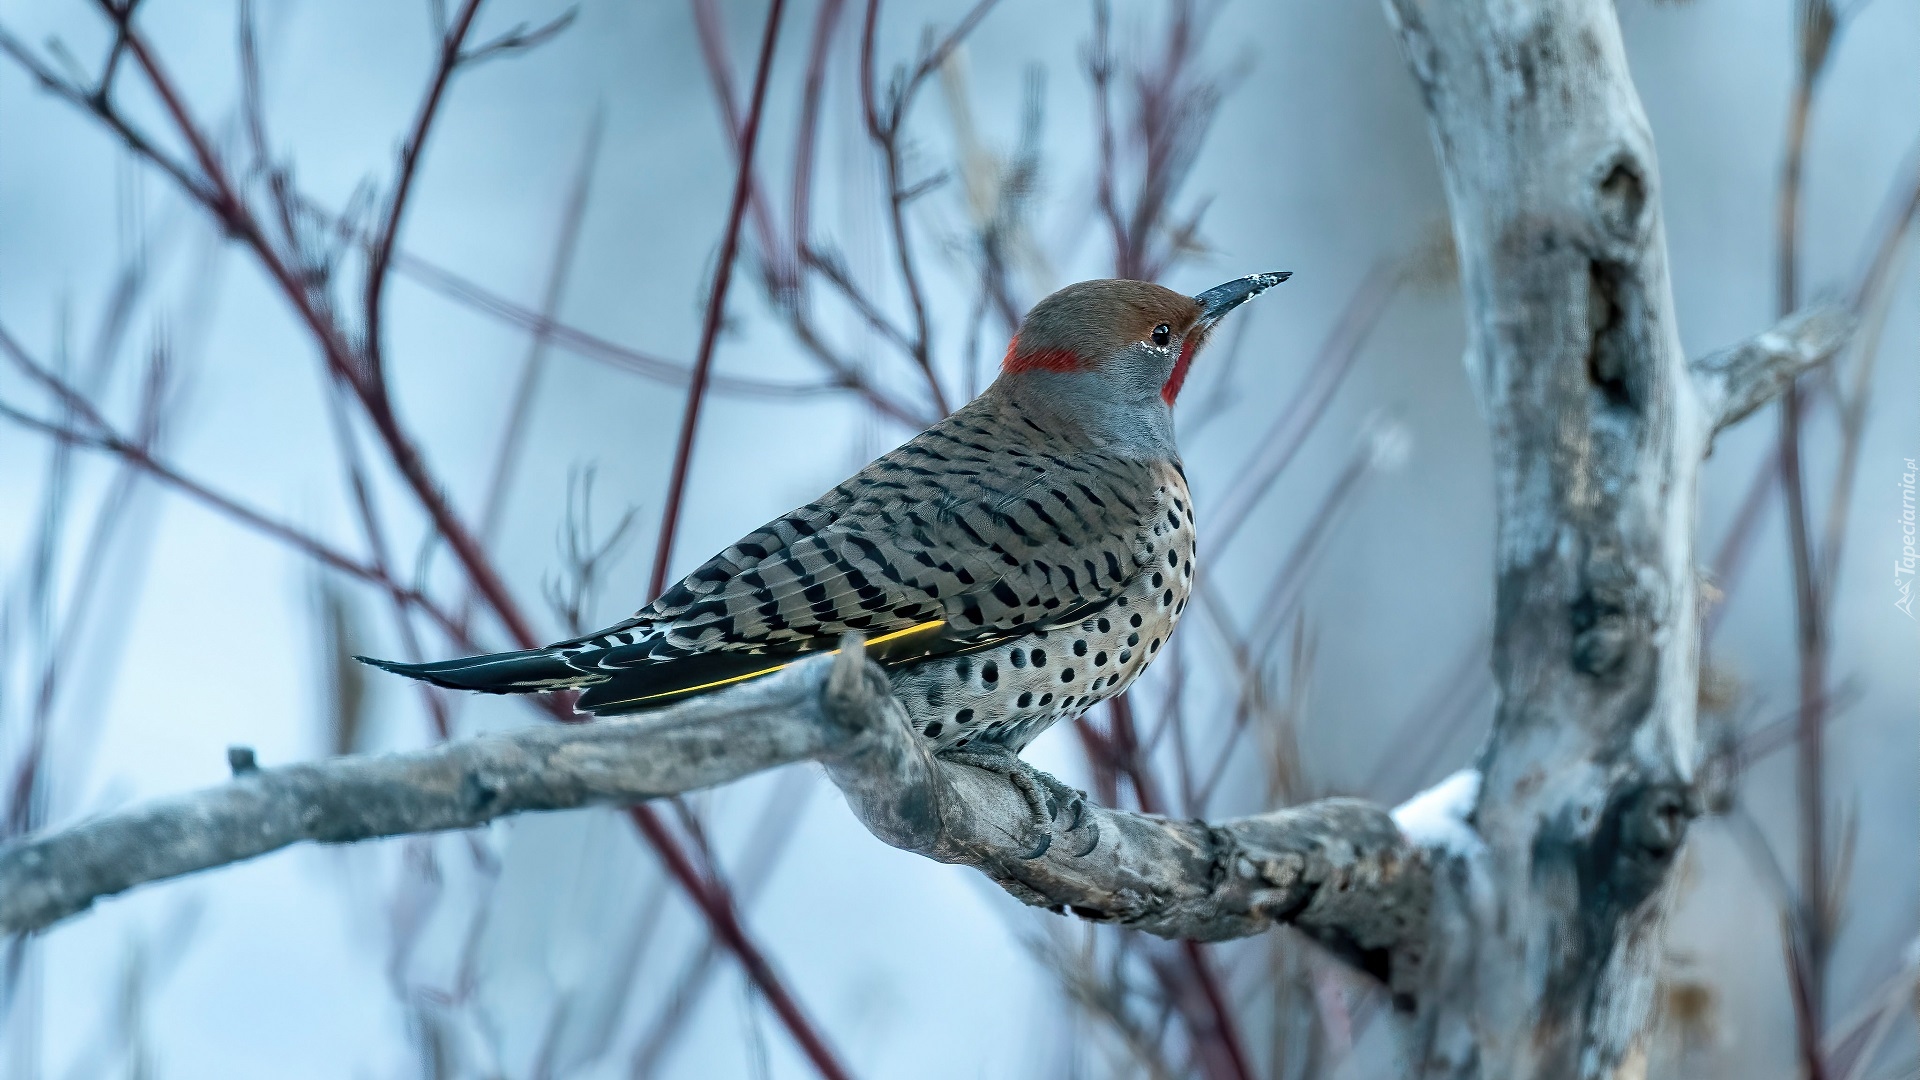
[890,492,1195,754]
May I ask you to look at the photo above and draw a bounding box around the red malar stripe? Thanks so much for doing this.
[1161,337,1199,404]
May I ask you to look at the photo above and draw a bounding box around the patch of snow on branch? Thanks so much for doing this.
[1392,768,1484,857]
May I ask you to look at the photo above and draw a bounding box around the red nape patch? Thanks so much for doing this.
[1161,338,1200,404]
[1001,337,1086,375]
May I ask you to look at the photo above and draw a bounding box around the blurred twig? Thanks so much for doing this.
[0,6,854,1072]
[1210,260,1402,555]
[648,0,789,600]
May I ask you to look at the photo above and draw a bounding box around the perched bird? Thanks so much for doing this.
[362,273,1286,759]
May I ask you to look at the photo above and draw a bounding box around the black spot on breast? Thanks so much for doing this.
[1040,693,1053,706]
[1129,613,1142,628]
[1031,649,1046,667]
[1097,617,1111,633]
[1119,649,1132,663]
[1127,632,1140,646]
[1018,691,1033,708]
[924,721,944,738]
[1152,572,1164,589]
[1073,639,1088,656]
[1094,651,1107,666]
[982,661,998,684]
[1061,669,1075,682]
[1163,590,1174,607]
[956,708,974,724]
[1010,648,1026,668]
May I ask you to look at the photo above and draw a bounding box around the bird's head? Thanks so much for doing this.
[1001,273,1289,403]
[994,273,1288,450]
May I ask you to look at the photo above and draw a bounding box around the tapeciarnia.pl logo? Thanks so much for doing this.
[1898,457,1916,618]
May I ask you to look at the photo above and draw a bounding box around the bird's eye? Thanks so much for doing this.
[1152,324,1172,348]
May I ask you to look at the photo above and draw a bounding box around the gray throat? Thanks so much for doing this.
[991,370,1180,462]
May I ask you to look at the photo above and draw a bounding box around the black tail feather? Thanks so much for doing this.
[360,619,964,711]
[354,648,593,694]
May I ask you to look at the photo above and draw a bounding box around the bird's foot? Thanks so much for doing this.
[938,743,1099,859]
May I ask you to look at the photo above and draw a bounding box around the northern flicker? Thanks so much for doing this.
[362,273,1286,757]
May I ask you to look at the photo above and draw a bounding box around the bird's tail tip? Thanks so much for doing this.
[354,648,590,694]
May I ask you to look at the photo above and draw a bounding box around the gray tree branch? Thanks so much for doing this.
[1692,302,1855,438]
[0,642,1429,995]
[0,662,837,934]
[816,648,1428,990]
[1379,1,1857,1077]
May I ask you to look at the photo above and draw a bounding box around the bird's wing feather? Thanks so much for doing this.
[562,403,1170,712]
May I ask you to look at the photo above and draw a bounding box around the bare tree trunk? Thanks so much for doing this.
[1380,2,1849,1077]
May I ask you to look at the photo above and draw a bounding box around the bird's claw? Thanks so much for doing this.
[938,743,1100,859]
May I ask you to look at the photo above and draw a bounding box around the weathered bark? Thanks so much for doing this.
[817,648,1426,985]
[1379,2,1851,1077]
[0,645,1426,990]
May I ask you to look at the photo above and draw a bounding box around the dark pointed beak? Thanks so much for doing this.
[1193,271,1291,329]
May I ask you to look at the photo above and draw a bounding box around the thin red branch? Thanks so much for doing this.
[387,247,829,397]
[630,770,814,1075]
[110,8,539,648]
[477,111,602,551]
[363,0,486,386]
[1181,939,1255,1080]
[45,11,851,1067]
[1813,138,1920,604]
[692,0,937,429]
[1210,261,1399,553]
[1775,26,1831,1036]
[691,0,790,290]
[860,0,984,416]
[649,0,789,600]
[1185,437,1373,813]
[623,804,851,1080]
[1088,1,1129,273]
[0,328,459,639]
[1362,631,1492,802]
[790,0,848,275]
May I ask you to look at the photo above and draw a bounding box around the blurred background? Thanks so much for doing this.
[0,0,1914,1076]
